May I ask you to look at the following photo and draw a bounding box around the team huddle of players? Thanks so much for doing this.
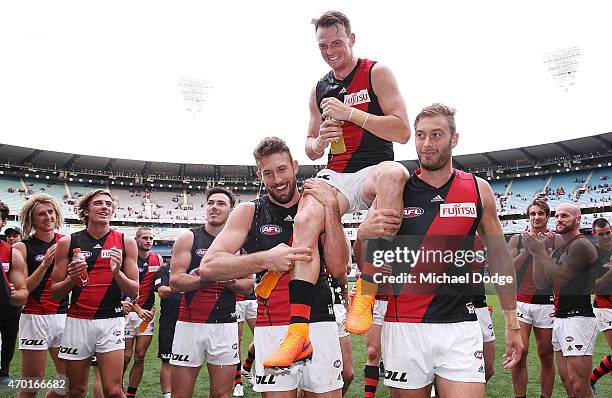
[1,9,612,398]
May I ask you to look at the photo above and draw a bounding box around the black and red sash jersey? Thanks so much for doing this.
[154,264,181,329]
[136,252,161,310]
[23,233,68,315]
[178,227,236,324]
[551,235,596,318]
[67,229,126,320]
[471,236,487,309]
[593,246,612,308]
[384,169,482,323]
[243,195,334,326]
[0,240,12,307]
[515,234,554,305]
[316,58,392,173]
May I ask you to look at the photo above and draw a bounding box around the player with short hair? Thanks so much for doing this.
[51,189,139,398]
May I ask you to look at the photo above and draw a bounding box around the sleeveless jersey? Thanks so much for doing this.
[471,235,487,309]
[592,246,612,309]
[67,229,125,320]
[136,252,161,310]
[243,195,334,326]
[178,227,236,324]
[0,240,12,307]
[515,234,554,305]
[154,264,182,329]
[551,235,596,318]
[316,58,392,173]
[23,234,68,315]
[384,169,482,323]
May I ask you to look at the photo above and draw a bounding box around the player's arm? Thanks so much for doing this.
[111,237,139,300]
[200,203,310,281]
[476,177,523,369]
[50,235,82,301]
[169,231,201,293]
[527,235,596,287]
[18,241,58,293]
[320,64,410,144]
[8,248,28,306]
[594,266,612,295]
[223,275,255,296]
[306,87,328,160]
[507,234,530,271]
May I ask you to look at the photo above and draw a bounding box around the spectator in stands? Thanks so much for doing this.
[4,227,22,245]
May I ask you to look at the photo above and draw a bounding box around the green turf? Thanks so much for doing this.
[2,294,612,397]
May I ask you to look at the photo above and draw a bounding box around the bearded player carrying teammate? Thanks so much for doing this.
[169,187,253,398]
[122,227,163,398]
[356,104,522,398]
[51,189,139,398]
[13,194,67,398]
[200,137,348,397]
[259,10,411,368]
[508,199,560,398]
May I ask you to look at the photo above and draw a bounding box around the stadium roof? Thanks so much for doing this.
[1,132,610,180]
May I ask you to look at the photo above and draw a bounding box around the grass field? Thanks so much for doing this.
[2,294,612,397]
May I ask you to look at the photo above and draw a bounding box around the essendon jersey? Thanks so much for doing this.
[0,240,11,307]
[154,264,181,329]
[316,58,392,173]
[67,229,125,320]
[384,169,482,323]
[593,246,612,309]
[551,235,596,318]
[243,195,334,326]
[515,234,554,305]
[178,227,236,324]
[136,252,161,310]
[23,234,68,315]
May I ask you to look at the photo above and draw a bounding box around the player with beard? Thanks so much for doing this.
[508,199,560,398]
[123,227,163,398]
[51,190,139,398]
[355,104,522,397]
[260,10,411,367]
[169,187,253,398]
[589,217,612,392]
[13,194,67,398]
[200,137,348,397]
[523,203,598,398]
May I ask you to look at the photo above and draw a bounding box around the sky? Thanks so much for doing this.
[1,1,610,166]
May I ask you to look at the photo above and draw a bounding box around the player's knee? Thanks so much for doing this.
[344,368,355,385]
[209,385,230,398]
[569,377,589,396]
[294,202,324,230]
[538,351,554,368]
[376,161,409,185]
[134,350,147,362]
[366,345,380,362]
[68,385,87,398]
[102,386,124,398]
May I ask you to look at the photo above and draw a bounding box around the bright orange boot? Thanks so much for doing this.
[345,278,376,335]
[263,324,312,369]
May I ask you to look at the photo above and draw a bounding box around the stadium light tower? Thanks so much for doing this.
[542,45,580,92]
[177,77,213,117]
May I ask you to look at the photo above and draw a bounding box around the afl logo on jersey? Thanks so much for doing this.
[1,263,8,273]
[35,254,46,262]
[81,251,93,259]
[260,224,282,235]
[195,248,207,257]
[403,207,424,218]
[440,203,477,218]
[343,89,371,107]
